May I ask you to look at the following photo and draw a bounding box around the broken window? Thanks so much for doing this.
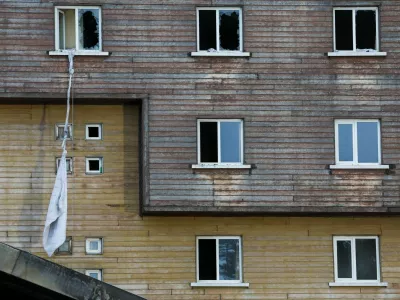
[56,157,73,174]
[86,124,102,140]
[55,7,102,51]
[333,236,381,284]
[197,8,242,52]
[55,124,73,140]
[334,8,378,52]
[197,237,242,282]
[198,120,243,165]
[86,157,103,174]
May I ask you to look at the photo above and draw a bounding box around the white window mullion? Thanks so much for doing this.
[216,9,220,51]
[351,238,357,281]
[375,237,381,282]
[352,9,356,51]
[196,9,200,51]
[216,238,220,281]
[217,121,221,164]
[75,8,79,50]
[55,9,60,50]
[239,9,243,52]
[240,120,244,164]
[353,121,358,165]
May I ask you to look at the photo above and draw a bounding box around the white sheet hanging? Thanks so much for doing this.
[43,50,75,257]
[43,150,68,256]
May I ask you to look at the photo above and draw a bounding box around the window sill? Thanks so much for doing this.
[190,51,251,57]
[48,50,110,56]
[191,282,249,288]
[192,164,252,169]
[329,164,390,170]
[327,51,387,57]
[329,282,388,287]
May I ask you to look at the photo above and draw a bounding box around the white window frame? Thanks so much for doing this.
[331,119,389,169]
[55,123,73,140]
[196,119,245,167]
[85,269,102,281]
[86,238,103,254]
[58,10,66,50]
[329,7,386,57]
[56,157,73,174]
[85,157,103,174]
[191,7,250,57]
[52,6,109,56]
[85,124,102,140]
[331,236,387,287]
[192,236,249,287]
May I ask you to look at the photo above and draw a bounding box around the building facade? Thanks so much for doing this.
[1,0,400,299]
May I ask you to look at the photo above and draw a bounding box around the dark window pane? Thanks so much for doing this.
[356,10,376,50]
[59,12,65,49]
[219,10,240,51]
[356,239,377,280]
[219,239,240,280]
[199,239,217,280]
[338,124,353,162]
[357,122,379,163]
[200,122,218,163]
[199,10,217,51]
[220,122,241,163]
[89,160,100,171]
[88,126,100,138]
[335,10,353,50]
[337,240,352,278]
[78,9,100,50]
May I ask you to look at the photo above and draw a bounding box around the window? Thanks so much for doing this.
[86,157,103,174]
[86,238,103,254]
[330,7,386,56]
[85,269,102,281]
[86,124,102,140]
[192,8,249,57]
[54,6,104,54]
[331,236,386,286]
[56,157,73,174]
[55,237,72,255]
[197,119,244,166]
[192,236,247,287]
[332,120,388,169]
[55,124,72,140]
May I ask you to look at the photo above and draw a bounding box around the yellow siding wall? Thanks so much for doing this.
[0,105,399,299]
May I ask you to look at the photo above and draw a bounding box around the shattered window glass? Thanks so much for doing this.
[219,10,240,51]
[356,10,376,50]
[78,8,100,50]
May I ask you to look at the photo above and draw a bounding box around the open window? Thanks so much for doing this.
[86,157,103,174]
[329,7,386,56]
[191,236,249,287]
[330,236,387,287]
[86,124,102,140]
[191,8,250,57]
[56,157,73,174]
[330,120,388,169]
[193,119,250,169]
[51,6,108,55]
[55,124,72,140]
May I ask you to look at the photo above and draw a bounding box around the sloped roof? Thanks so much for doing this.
[0,242,146,300]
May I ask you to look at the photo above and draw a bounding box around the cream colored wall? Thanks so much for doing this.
[0,105,399,299]
[64,9,75,48]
